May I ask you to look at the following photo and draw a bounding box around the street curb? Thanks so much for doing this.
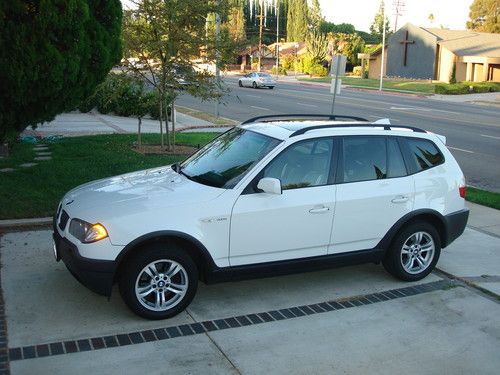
[0,217,52,231]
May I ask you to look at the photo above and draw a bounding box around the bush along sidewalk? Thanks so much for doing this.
[435,81,500,95]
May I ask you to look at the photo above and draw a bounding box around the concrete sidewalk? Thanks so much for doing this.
[23,110,216,138]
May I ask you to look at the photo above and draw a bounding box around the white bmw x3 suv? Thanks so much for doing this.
[53,114,469,319]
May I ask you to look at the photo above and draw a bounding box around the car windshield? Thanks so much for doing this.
[258,73,271,77]
[180,128,281,188]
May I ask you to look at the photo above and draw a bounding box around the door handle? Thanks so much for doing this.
[309,206,330,214]
[391,195,409,204]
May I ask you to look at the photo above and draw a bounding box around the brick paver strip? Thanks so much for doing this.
[7,280,452,362]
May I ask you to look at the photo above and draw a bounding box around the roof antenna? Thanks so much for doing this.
[373,118,391,125]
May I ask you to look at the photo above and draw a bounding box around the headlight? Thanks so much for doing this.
[69,219,108,243]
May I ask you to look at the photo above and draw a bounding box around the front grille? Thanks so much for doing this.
[59,210,70,231]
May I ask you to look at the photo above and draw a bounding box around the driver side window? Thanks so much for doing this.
[263,138,334,190]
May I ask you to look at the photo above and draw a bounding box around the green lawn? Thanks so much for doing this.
[466,187,500,210]
[298,76,436,94]
[0,133,218,219]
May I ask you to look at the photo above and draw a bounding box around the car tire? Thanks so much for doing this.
[269,86,274,90]
[382,221,441,281]
[238,80,243,87]
[119,242,198,320]
[252,81,257,89]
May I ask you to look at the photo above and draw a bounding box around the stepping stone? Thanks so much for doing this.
[0,168,15,172]
[20,163,38,168]
[35,152,52,156]
[33,145,48,149]
[34,156,52,161]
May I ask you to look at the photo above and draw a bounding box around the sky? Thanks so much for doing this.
[319,0,474,32]
[121,0,474,32]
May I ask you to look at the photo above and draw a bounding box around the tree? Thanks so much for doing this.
[327,32,366,66]
[466,0,500,33]
[123,1,234,151]
[0,0,122,143]
[320,22,356,35]
[287,0,308,41]
[225,0,246,42]
[370,0,391,39]
[309,0,323,31]
[306,30,327,64]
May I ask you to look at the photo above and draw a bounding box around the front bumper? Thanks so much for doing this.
[53,229,116,296]
[443,208,469,247]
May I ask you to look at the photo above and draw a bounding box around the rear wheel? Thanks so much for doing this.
[382,221,440,281]
[269,86,274,90]
[238,80,243,87]
[119,243,198,319]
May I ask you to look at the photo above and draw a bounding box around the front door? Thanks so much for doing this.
[230,137,337,266]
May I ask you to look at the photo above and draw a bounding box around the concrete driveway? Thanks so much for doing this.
[1,224,499,374]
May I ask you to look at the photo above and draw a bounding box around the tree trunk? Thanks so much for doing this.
[137,117,142,149]
[171,98,176,153]
[159,97,164,148]
[164,97,170,151]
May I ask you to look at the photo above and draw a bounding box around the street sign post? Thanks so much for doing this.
[330,55,347,114]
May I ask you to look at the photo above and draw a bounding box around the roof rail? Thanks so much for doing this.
[289,123,427,137]
[240,114,369,125]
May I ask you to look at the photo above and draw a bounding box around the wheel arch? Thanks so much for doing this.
[377,209,448,252]
[113,231,218,284]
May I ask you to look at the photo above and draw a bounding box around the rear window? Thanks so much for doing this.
[405,138,444,172]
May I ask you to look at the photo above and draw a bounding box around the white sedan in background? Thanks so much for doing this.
[238,72,276,89]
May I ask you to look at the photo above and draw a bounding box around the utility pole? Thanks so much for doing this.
[257,1,264,72]
[379,1,386,91]
[275,2,279,77]
[215,9,221,117]
[392,0,405,32]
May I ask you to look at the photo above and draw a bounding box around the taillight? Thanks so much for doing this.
[459,185,466,198]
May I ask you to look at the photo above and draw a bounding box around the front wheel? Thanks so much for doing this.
[252,81,257,89]
[382,221,441,281]
[119,244,198,319]
[268,86,274,90]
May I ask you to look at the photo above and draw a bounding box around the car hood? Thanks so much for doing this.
[61,165,225,221]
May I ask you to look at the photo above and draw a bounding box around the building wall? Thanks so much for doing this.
[492,65,500,82]
[368,49,387,79]
[456,61,467,81]
[473,64,484,82]
[386,23,438,79]
[437,47,456,82]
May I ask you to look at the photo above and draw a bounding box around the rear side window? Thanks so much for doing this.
[405,138,444,173]
[342,136,386,183]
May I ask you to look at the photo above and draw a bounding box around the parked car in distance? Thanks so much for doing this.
[53,114,469,320]
[239,72,276,89]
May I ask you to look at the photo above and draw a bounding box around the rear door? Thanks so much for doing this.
[330,136,414,253]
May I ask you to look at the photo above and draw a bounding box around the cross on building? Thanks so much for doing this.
[399,30,415,66]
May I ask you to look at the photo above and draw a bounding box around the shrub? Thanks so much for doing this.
[79,73,172,119]
[463,81,500,93]
[271,66,287,75]
[434,83,470,95]
[251,62,260,71]
[281,55,296,71]
[308,64,328,77]
[352,66,362,76]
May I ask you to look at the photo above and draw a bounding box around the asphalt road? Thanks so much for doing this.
[177,76,500,192]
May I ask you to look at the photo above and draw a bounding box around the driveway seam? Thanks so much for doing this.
[0,235,10,375]
[186,310,243,375]
[7,279,451,362]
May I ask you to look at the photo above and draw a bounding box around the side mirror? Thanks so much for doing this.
[257,177,282,195]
